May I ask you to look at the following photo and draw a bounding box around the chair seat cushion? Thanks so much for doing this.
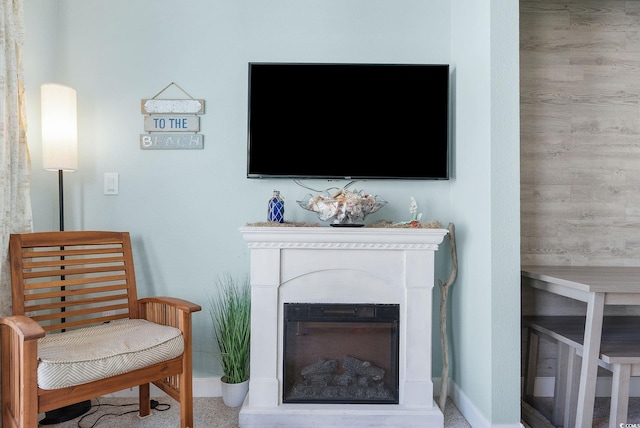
[37,319,184,390]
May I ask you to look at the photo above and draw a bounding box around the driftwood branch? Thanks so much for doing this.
[438,222,458,412]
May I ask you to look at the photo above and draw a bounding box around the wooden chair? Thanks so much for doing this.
[0,231,202,428]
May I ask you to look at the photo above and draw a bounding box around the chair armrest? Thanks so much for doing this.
[137,297,202,332]
[0,314,46,341]
[138,296,202,314]
[1,314,43,421]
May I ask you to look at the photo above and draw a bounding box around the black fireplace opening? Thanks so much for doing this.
[283,303,399,404]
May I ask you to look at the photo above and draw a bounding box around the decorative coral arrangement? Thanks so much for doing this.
[297,189,387,225]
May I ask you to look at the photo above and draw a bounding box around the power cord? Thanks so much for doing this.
[293,179,358,194]
[54,398,172,428]
[150,399,171,411]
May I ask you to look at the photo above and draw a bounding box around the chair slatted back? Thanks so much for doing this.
[10,231,139,333]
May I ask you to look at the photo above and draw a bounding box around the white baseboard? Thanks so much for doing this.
[113,377,450,399]
[103,377,222,398]
[114,377,447,399]
[105,377,523,427]
[530,376,640,398]
[442,378,523,428]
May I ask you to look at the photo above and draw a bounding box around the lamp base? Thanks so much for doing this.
[39,400,92,425]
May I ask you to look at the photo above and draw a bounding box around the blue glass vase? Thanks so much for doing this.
[267,190,284,223]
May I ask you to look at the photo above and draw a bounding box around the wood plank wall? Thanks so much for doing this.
[521,0,640,267]
[520,0,640,379]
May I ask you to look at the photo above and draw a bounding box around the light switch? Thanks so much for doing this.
[104,173,119,195]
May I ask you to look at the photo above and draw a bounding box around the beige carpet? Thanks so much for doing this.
[521,397,640,428]
[39,396,471,427]
[41,396,640,427]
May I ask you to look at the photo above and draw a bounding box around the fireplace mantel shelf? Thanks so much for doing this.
[239,226,448,249]
[239,226,447,428]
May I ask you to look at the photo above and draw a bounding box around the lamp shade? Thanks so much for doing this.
[41,83,78,171]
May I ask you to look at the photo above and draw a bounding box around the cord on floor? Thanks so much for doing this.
[36,398,171,428]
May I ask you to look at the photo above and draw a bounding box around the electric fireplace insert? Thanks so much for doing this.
[283,303,400,404]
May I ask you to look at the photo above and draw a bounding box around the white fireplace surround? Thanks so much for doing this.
[239,226,448,427]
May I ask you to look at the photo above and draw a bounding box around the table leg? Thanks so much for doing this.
[575,292,605,428]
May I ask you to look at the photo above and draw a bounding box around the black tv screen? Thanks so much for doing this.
[247,62,450,180]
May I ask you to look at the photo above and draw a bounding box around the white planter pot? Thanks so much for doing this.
[221,378,249,407]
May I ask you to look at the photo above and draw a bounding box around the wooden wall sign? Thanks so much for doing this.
[140,134,204,150]
[142,99,204,114]
[140,83,205,150]
[143,116,200,132]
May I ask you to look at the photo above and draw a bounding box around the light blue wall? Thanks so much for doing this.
[449,1,521,425]
[489,2,521,422]
[22,0,520,425]
[450,0,494,420]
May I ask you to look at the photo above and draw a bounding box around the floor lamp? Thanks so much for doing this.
[39,83,91,424]
[41,82,77,232]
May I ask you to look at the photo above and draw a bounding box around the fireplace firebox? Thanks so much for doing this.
[283,303,399,404]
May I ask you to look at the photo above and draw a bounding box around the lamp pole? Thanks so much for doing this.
[58,169,66,324]
[58,169,64,232]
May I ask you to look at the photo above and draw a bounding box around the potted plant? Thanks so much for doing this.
[209,273,251,407]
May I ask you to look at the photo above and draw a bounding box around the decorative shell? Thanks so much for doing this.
[297,189,387,225]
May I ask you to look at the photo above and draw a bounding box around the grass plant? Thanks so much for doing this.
[209,273,251,384]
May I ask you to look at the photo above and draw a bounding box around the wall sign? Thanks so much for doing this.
[140,82,205,150]
[143,115,200,132]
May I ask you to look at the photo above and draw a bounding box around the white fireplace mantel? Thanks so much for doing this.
[239,226,448,428]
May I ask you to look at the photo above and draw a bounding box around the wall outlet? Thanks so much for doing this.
[103,310,116,317]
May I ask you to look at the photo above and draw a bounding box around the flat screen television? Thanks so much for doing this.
[247,62,450,180]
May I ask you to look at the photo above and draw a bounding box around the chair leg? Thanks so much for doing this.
[610,363,631,428]
[180,369,194,427]
[564,346,580,428]
[139,383,151,417]
[523,326,539,399]
[552,341,572,426]
[180,312,195,428]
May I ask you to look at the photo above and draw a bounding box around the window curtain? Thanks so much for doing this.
[0,0,31,320]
